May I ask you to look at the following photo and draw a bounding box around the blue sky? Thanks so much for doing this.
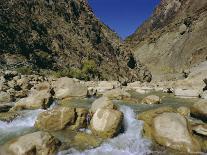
[88,0,160,39]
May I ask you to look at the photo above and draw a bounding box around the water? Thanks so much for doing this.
[58,106,151,155]
[0,109,43,144]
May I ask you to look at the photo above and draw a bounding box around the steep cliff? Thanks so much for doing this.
[0,0,151,82]
[126,0,207,80]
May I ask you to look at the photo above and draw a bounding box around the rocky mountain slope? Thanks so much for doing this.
[0,0,151,82]
[126,0,207,80]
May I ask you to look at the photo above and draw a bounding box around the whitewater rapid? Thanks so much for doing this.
[0,109,43,144]
[58,106,151,155]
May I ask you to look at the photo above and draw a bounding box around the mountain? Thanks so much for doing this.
[126,0,207,80]
[0,0,151,82]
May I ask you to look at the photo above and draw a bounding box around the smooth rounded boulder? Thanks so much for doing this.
[91,96,115,113]
[53,77,87,99]
[153,112,200,152]
[91,108,123,138]
[103,88,131,100]
[0,131,60,155]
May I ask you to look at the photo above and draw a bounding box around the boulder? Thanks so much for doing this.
[91,97,115,113]
[11,89,52,111]
[192,124,207,136]
[91,108,123,138]
[1,131,60,155]
[153,112,200,152]
[177,106,190,117]
[96,81,121,93]
[0,91,12,104]
[174,88,200,98]
[35,107,75,131]
[103,88,131,100]
[141,95,161,104]
[191,100,207,121]
[138,107,175,139]
[53,77,87,99]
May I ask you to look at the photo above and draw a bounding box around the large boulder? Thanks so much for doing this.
[141,95,161,104]
[53,77,87,99]
[103,88,131,100]
[91,108,123,138]
[153,112,200,152]
[35,107,76,131]
[191,100,207,121]
[91,97,115,113]
[138,106,174,139]
[11,83,52,111]
[0,131,60,155]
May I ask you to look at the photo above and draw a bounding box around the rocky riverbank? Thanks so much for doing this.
[0,70,207,154]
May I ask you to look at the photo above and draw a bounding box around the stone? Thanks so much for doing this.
[53,77,87,99]
[179,24,187,35]
[192,124,207,136]
[153,112,201,152]
[103,88,131,100]
[0,103,14,113]
[35,107,76,131]
[91,108,123,138]
[141,95,161,104]
[177,106,190,117]
[174,88,200,98]
[96,81,121,93]
[1,131,60,155]
[87,87,97,97]
[91,97,115,113]
[11,89,52,111]
[69,108,89,130]
[191,100,207,121]
[0,91,12,104]
[138,107,175,139]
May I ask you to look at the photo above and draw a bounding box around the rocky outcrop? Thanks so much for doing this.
[0,131,60,155]
[91,108,123,138]
[0,0,151,82]
[126,0,207,81]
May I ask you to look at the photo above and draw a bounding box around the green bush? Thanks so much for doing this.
[16,66,33,75]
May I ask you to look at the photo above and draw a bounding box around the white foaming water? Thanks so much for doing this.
[58,106,151,155]
[0,109,43,143]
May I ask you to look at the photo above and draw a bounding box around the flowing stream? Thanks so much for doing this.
[58,106,151,155]
[0,109,43,144]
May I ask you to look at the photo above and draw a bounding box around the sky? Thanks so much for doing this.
[88,0,160,39]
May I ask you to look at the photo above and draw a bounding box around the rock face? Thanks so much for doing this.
[1,131,60,155]
[53,77,87,99]
[35,107,76,131]
[141,95,161,104]
[126,0,207,80]
[153,112,200,152]
[191,100,207,121]
[91,108,123,138]
[91,97,115,113]
[0,0,151,82]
